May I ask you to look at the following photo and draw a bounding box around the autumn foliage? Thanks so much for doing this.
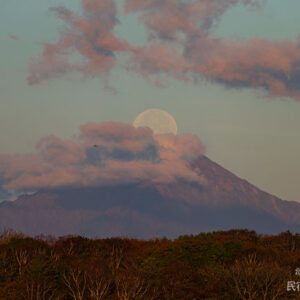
[0,228,300,299]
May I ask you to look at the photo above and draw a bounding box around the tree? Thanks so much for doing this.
[20,254,59,300]
[62,263,88,300]
[86,258,111,300]
[227,253,290,300]
[115,271,153,300]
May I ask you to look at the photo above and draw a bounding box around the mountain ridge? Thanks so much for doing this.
[0,155,299,238]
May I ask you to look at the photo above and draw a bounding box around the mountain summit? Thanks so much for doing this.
[0,155,299,238]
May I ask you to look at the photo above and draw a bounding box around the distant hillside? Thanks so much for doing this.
[0,156,300,238]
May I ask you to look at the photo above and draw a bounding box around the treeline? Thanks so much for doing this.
[1,228,300,299]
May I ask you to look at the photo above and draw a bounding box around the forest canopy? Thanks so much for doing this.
[0,228,299,299]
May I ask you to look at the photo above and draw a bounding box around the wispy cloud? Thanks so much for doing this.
[8,34,18,40]
[27,0,129,85]
[27,0,300,100]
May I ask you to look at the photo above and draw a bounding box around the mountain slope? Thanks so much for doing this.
[0,155,299,238]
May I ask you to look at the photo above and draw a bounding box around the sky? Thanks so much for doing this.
[1,0,300,202]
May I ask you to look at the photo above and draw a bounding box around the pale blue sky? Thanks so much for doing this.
[1,0,300,202]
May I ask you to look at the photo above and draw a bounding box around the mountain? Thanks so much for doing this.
[0,155,299,238]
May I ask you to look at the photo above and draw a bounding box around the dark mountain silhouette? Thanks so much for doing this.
[1,155,299,238]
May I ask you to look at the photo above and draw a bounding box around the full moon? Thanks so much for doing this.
[133,109,178,135]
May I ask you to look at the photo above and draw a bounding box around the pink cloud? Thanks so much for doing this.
[80,121,153,141]
[128,44,191,83]
[125,0,300,100]
[185,36,300,99]
[125,0,261,39]
[156,134,206,161]
[8,35,18,40]
[0,122,206,192]
[27,0,130,85]
[79,122,157,152]
[27,0,300,100]
[37,135,86,165]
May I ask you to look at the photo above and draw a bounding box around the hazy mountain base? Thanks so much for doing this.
[1,156,300,238]
[0,187,299,238]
